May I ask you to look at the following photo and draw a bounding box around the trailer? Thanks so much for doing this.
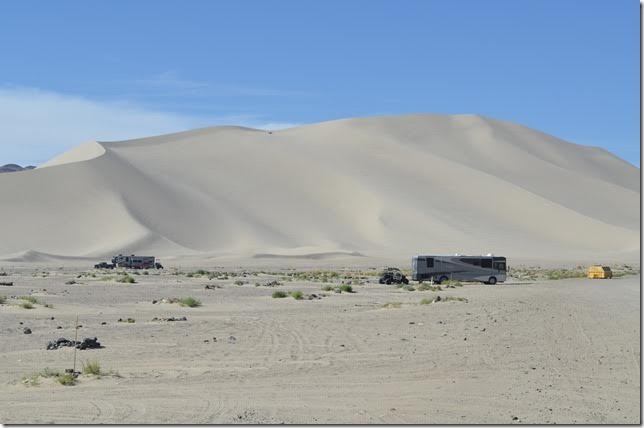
[412,254,507,284]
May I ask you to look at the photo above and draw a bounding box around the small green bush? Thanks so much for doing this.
[420,298,432,305]
[289,290,304,300]
[20,296,39,304]
[339,284,353,293]
[234,280,244,286]
[0,295,6,304]
[20,302,34,309]
[272,291,288,298]
[321,285,334,291]
[65,280,76,285]
[178,297,201,307]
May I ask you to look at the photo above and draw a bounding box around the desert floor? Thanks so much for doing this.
[0,267,639,424]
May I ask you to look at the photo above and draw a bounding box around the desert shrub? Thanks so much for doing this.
[382,302,402,309]
[44,303,54,308]
[142,270,149,275]
[116,274,136,284]
[20,302,34,309]
[289,290,304,300]
[272,291,288,298]
[178,297,201,307]
[234,280,244,286]
[0,295,6,304]
[321,285,334,291]
[20,296,39,304]
[420,298,432,305]
[57,373,77,386]
[417,283,442,292]
[339,284,353,293]
[403,285,415,291]
[65,280,76,285]
[545,269,585,280]
[21,373,41,386]
[82,360,101,376]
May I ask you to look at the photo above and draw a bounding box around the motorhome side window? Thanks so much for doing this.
[481,258,493,268]
[426,258,434,268]
[460,258,481,266]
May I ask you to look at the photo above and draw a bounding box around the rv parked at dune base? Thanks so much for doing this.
[111,254,163,269]
[94,254,163,269]
[412,254,507,284]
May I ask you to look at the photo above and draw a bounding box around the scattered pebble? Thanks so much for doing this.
[152,316,187,322]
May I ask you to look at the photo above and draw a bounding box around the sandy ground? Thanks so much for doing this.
[0,266,639,424]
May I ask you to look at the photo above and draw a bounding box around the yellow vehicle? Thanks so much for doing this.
[587,265,613,279]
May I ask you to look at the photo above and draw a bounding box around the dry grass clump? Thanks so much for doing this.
[382,302,402,309]
[442,280,463,288]
[57,373,77,386]
[20,296,39,304]
[82,360,102,376]
[416,283,442,292]
[441,296,468,303]
[116,274,136,284]
[0,295,6,305]
[420,298,432,305]
[22,368,65,386]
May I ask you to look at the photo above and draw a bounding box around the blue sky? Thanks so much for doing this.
[0,0,639,166]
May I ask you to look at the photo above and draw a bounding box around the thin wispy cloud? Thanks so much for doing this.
[126,71,310,98]
[0,86,298,166]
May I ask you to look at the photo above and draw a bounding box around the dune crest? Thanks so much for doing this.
[38,140,106,168]
[0,114,638,262]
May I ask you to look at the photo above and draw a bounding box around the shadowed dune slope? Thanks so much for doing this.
[0,114,639,261]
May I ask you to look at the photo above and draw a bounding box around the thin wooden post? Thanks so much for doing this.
[72,315,79,374]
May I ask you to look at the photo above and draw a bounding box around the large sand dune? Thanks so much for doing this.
[0,114,638,263]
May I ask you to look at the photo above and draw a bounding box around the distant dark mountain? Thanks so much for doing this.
[0,164,36,173]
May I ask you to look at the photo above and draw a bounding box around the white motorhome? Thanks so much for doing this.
[412,254,507,284]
